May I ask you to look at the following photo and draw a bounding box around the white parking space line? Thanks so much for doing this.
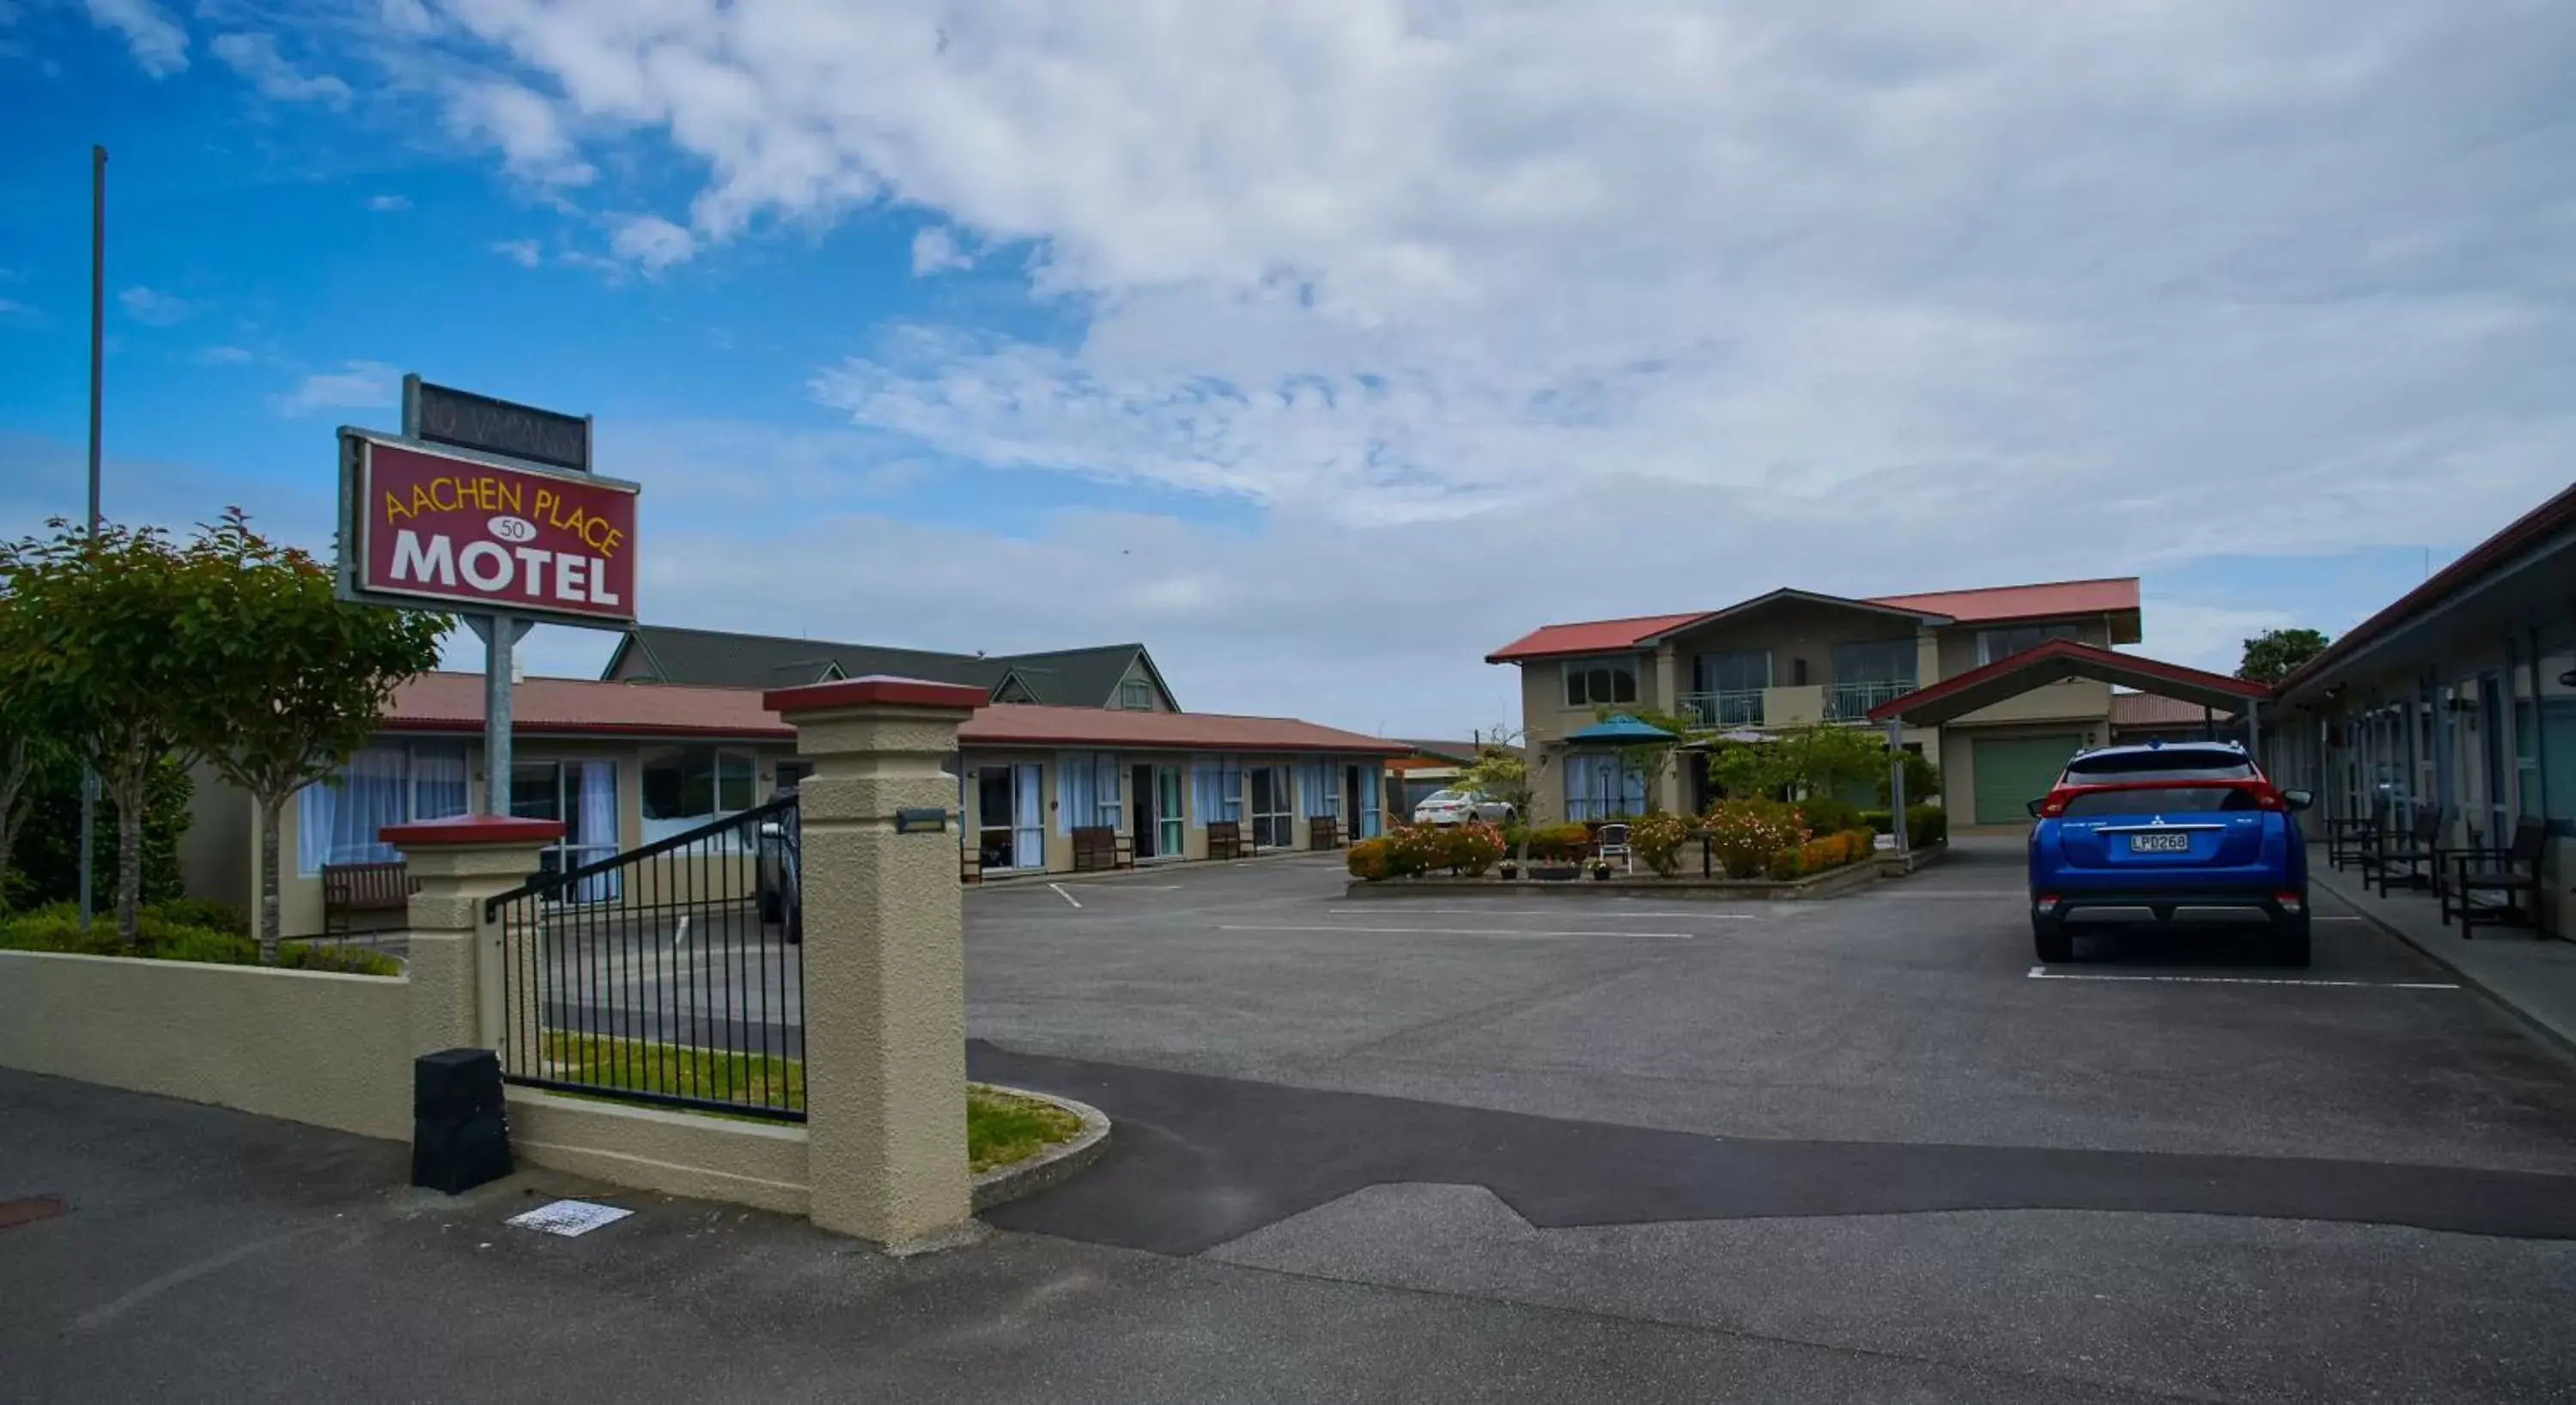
[1222,923,1693,940]
[2027,964,2458,990]
[1048,883,1083,909]
[1326,908,1756,921]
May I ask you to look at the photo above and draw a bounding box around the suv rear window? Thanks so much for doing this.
[2060,786,2263,816]
[2062,748,2257,785]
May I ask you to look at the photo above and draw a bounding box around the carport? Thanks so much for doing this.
[1867,639,2273,854]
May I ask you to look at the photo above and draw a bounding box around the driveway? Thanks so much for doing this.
[965,840,2576,1402]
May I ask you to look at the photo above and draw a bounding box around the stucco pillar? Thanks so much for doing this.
[764,675,988,1250]
[380,814,563,1057]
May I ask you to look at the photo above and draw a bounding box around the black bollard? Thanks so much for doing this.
[411,1048,513,1194]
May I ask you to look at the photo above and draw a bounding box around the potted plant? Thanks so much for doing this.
[1589,857,1613,880]
[1498,857,1519,879]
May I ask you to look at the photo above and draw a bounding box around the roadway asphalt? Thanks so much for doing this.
[9,838,2576,1402]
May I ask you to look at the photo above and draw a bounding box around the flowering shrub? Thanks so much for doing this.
[1704,799,1809,879]
[1766,848,1801,880]
[1625,811,1697,878]
[1523,823,1594,863]
[1451,820,1506,877]
[1347,837,1394,880]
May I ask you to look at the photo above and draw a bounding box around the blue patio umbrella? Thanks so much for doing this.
[1564,714,1677,745]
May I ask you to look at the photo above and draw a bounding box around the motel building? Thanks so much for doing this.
[181,667,1406,939]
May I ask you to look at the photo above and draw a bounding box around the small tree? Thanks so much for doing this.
[2239,628,2330,686]
[177,510,447,962]
[1777,724,1886,802]
[1455,730,1540,867]
[0,520,214,946]
[1879,747,1941,809]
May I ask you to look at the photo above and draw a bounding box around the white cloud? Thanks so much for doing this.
[379,0,432,35]
[276,361,398,417]
[118,285,193,325]
[0,298,41,328]
[193,344,255,365]
[2136,599,2299,677]
[491,238,542,267]
[611,214,696,272]
[81,0,185,76]
[443,80,593,186]
[367,193,412,212]
[210,31,350,105]
[910,226,971,276]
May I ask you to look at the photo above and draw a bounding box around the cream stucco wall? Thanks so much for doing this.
[0,951,412,1140]
[507,1089,811,1214]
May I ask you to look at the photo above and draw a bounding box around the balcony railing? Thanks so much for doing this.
[1826,678,1917,721]
[1680,689,1765,728]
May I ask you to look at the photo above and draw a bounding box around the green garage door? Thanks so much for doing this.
[1971,734,2082,825]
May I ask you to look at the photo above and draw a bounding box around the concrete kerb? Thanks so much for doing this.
[973,848,1341,891]
[971,1086,1114,1213]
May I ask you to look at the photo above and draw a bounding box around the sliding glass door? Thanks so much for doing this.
[511,759,622,901]
[1249,765,1296,849]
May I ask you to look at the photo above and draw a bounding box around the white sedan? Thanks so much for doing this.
[1412,789,1516,826]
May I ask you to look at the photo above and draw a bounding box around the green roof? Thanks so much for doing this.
[605,626,1175,710]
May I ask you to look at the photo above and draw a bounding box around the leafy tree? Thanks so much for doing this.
[177,510,447,962]
[2239,628,2330,686]
[5,749,191,914]
[1879,747,1941,809]
[1709,725,1922,809]
[0,520,210,946]
[0,586,58,907]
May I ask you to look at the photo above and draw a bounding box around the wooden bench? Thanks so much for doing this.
[1071,825,1133,873]
[1206,820,1246,861]
[321,861,415,937]
[1309,816,1340,851]
[2325,798,2387,872]
[2365,808,2446,898]
[2443,818,2550,939]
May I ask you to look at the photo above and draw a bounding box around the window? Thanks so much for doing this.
[641,745,757,843]
[295,741,468,875]
[1120,679,1153,709]
[1563,656,1639,708]
[1250,765,1297,848]
[2063,747,2256,784]
[1978,622,2080,664]
[1564,753,1646,820]
[1694,650,1771,694]
[1831,639,1917,685]
[1193,756,1243,824]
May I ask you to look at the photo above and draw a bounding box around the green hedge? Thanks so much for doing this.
[0,900,397,976]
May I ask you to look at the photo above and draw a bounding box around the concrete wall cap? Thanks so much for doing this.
[764,675,991,716]
[380,813,567,847]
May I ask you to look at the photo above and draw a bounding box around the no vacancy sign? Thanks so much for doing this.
[339,429,641,626]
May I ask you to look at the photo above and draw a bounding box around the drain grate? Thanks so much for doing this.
[0,1196,66,1230]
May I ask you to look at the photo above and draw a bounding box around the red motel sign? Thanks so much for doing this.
[347,434,640,624]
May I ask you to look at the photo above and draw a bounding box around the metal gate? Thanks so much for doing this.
[483,790,805,1121]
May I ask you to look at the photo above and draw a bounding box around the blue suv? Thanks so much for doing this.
[2026,741,2315,967]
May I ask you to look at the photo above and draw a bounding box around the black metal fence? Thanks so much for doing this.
[484,791,805,1122]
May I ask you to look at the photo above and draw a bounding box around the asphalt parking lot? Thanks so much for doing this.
[965,836,2576,1402]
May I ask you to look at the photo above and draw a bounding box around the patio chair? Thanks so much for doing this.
[1595,822,1632,873]
[2441,818,2551,940]
[2325,797,2387,872]
[2368,807,2447,899]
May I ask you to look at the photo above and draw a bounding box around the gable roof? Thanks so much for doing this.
[376,672,1397,755]
[605,625,1167,709]
[1484,578,2143,663]
[1866,639,2263,727]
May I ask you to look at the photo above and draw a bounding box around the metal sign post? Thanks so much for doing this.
[466,614,534,811]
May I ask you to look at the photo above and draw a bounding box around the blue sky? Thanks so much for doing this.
[4,1,2572,736]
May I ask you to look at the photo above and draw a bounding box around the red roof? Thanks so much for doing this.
[1862,577,2139,623]
[1484,611,1710,664]
[1485,578,2142,663]
[378,672,1405,755]
[1865,639,2264,724]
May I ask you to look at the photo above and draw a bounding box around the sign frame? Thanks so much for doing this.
[335,426,642,631]
[405,374,593,473]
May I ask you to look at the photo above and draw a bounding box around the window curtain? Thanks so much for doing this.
[1095,753,1124,828]
[1564,753,1645,821]
[296,745,410,874]
[572,759,622,903]
[1058,751,1095,834]
[1295,763,1321,818]
[414,744,469,820]
[1014,765,1046,868]
[1191,755,1243,824]
[1361,764,1384,837]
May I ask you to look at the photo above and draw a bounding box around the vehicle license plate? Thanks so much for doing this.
[2129,832,2191,853]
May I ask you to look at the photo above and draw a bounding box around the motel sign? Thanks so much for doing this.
[341,431,640,626]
